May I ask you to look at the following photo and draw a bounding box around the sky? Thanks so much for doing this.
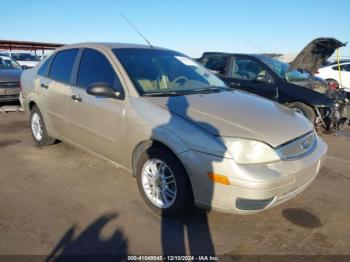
[1,0,349,57]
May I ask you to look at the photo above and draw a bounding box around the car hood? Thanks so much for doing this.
[0,69,23,82]
[289,37,346,74]
[145,91,313,147]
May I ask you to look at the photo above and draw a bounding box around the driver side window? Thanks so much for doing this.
[231,57,271,82]
[77,48,123,93]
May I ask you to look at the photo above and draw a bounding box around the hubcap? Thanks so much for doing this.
[141,159,177,209]
[31,113,43,141]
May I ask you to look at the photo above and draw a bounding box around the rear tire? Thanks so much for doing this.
[30,106,56,146]
[136,146,193,217]
[287,102,316,124]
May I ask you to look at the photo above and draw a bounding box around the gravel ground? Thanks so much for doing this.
[0,111,349,259]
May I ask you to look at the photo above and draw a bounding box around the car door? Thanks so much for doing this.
[38,49,78,138]
[226,56,277,100]
[67,48,126,164]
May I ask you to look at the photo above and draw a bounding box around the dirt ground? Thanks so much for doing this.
[0,111,349,259]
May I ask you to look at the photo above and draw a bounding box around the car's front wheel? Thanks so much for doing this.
[136,146,193,217]
[30,106,56,146]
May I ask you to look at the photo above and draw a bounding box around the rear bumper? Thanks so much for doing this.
[178,136,327,214]
[0,87,20,103]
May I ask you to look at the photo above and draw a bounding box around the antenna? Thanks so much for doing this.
[244,38,266,53]
[120,14,153,48]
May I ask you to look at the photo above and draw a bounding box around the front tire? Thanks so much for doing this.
[136,146,193,217]
[30,106,56,146]
[287,102,316,124]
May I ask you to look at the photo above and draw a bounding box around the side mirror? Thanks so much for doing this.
[21,65,30,69]
[86,82,124,99]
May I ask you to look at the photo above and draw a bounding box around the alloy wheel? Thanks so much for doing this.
[31,112,43,141]
[141,158,177,209]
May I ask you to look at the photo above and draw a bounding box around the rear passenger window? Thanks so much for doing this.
[332,65,350,71]
[77,48,121,90]
[48,49,78,83]
[37,56,53,76]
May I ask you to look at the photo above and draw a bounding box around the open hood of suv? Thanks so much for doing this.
[289,37,346,74]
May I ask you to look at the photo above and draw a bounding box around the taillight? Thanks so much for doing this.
[328,82,338,90]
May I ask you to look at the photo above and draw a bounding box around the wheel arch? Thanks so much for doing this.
[132,139,190,177]
[27,100,55,139]
[325,78,339,83]
[29,100,37,111]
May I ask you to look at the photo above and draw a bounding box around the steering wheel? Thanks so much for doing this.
[172,76,189,86]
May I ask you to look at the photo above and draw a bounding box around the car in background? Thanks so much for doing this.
[0,55,22,103]
[0,51,11,57]
[11,52,41,69]
[321,59,350,68]
[198,52,342,132]
[21,43,327,216]
[316,61,350,91]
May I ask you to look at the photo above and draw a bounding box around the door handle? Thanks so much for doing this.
[230,81,241,87]
[40,83,49,89]
[71,94,82,102]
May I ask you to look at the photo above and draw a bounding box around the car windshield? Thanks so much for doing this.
[258,56,309,82]
[11,53,41,61]
[113,48,228,96]
[0,57,22,69]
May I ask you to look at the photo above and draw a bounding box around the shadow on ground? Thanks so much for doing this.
[46,213,128,261]
[282,208,322,229]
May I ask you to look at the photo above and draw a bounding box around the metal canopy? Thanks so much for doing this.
[0,39,63,51]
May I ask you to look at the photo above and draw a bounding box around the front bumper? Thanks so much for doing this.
[178,136,327,214]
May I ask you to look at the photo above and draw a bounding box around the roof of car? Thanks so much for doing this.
[201,52,273,59]
[57,42,170,51]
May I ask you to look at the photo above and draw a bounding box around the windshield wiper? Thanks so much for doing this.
[142,86,230,97]
[190,86,230,94]
[142,91,184,97]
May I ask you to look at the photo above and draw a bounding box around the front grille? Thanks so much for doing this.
[0,81,19,88]
[276,131,317,160]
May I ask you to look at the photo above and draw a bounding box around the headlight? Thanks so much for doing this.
[223,138,280,164]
